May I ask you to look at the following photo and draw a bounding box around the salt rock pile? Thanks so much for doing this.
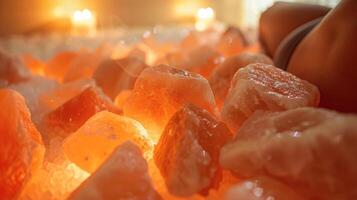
[0,27,356,200]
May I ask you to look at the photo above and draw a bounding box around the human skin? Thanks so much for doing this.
[259,2,330,57]
[287,0,357,113]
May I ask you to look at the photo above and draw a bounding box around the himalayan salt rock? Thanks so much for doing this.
[44,51,78,82]
[42,86,121,140]
[22,54,45,76]
[180,30,221,52]
[69,142,162,200]
[225,177,303,200]
[40,79,95,111]
[154,104,232,197]
[221,63,320,133]
[93,57,148,99]
[63,111,152,173]
[0,89,45,199]
[0,49,31,84]
[128,46,147,62]
[168,46,223,78]
[216,26,247,57]
[123,65,218,139]
[9,76,59,125]
[20,160,89,200]
[63,47,109,83]
[114,89,132,110]
[220,107,357,199]
[209,53,273,109]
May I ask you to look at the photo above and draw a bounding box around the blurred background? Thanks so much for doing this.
[0,0,340,36]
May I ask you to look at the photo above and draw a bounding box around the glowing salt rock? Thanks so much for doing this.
[168,46,223,78]
[128,46,147,62]
[0,49,31,85]
[180,31,201,52]
[154,104,232,197]
[209,53,273,109]
[42,86,121,139]
[64,111,152,173]
[220,107,357,199]
[20,160,89,200]
[69,142,162,200]
[217,26,247,57]
[180,30,221,52]
[40,79,95,111]
[225,177,303,200]
[221,63,320,133]
[93,57,148,99]
[123,65,218,139]
[9,76,59,125]
[0,89,45,199]
[22,54,45,75]
[114,89,132,110]
[44,51,78,82]
[63,48,109,83]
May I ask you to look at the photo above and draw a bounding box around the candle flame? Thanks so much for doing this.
[72,9,95,24]
[195,7,215,31]
[71,9,97,35]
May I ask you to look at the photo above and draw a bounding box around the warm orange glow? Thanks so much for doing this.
[71,9,97,35]
[195,7,216,31]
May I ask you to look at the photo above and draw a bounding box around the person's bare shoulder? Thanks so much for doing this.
[259,2,330,57]
[288,0,357,113]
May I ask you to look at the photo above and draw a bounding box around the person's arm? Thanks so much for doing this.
[288,0,357,113]
[259,2,330,57]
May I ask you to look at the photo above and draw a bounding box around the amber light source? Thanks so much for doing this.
[195,7,216,31]
[71,9,97,35]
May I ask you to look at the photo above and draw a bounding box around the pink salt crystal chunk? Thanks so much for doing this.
[168,46,223,78]
[63,111,152,173]
[123,65,218,139]
[93,57,148,99]
[225,177,303,200]
[154,104,232,197]
[40,78,95,110]
[42,86,121,140]
[221,63,320,133]
[220,107,357,199]
[63,48,108,83]
[9,76,59,125]
[0,49,31,84]
[0,89,45,199]
[69,141,162,200]
[20,160,89,200]
[216,26,247,57]
[209,53,273,109]
[44,51,78,82]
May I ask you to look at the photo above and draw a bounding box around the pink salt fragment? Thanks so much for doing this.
[44,51,78,82]
[0,49,31,84]
[216,26,247,57]
[0,89,45,199]
[69,141,162,200]
[168,46,223,78]
[221,63,320,133]
[114,89,132,110]
[40,78,95,110]
[63,111,152,173]
[63,48,109,83]
[9,76,59,125]
[220,107,357,199]
[123,65,218,139]
[92,57,148,99]
[42,86,121,140]
[225,177,303,200]
[209,53,273,109]
[154,104,232,197]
